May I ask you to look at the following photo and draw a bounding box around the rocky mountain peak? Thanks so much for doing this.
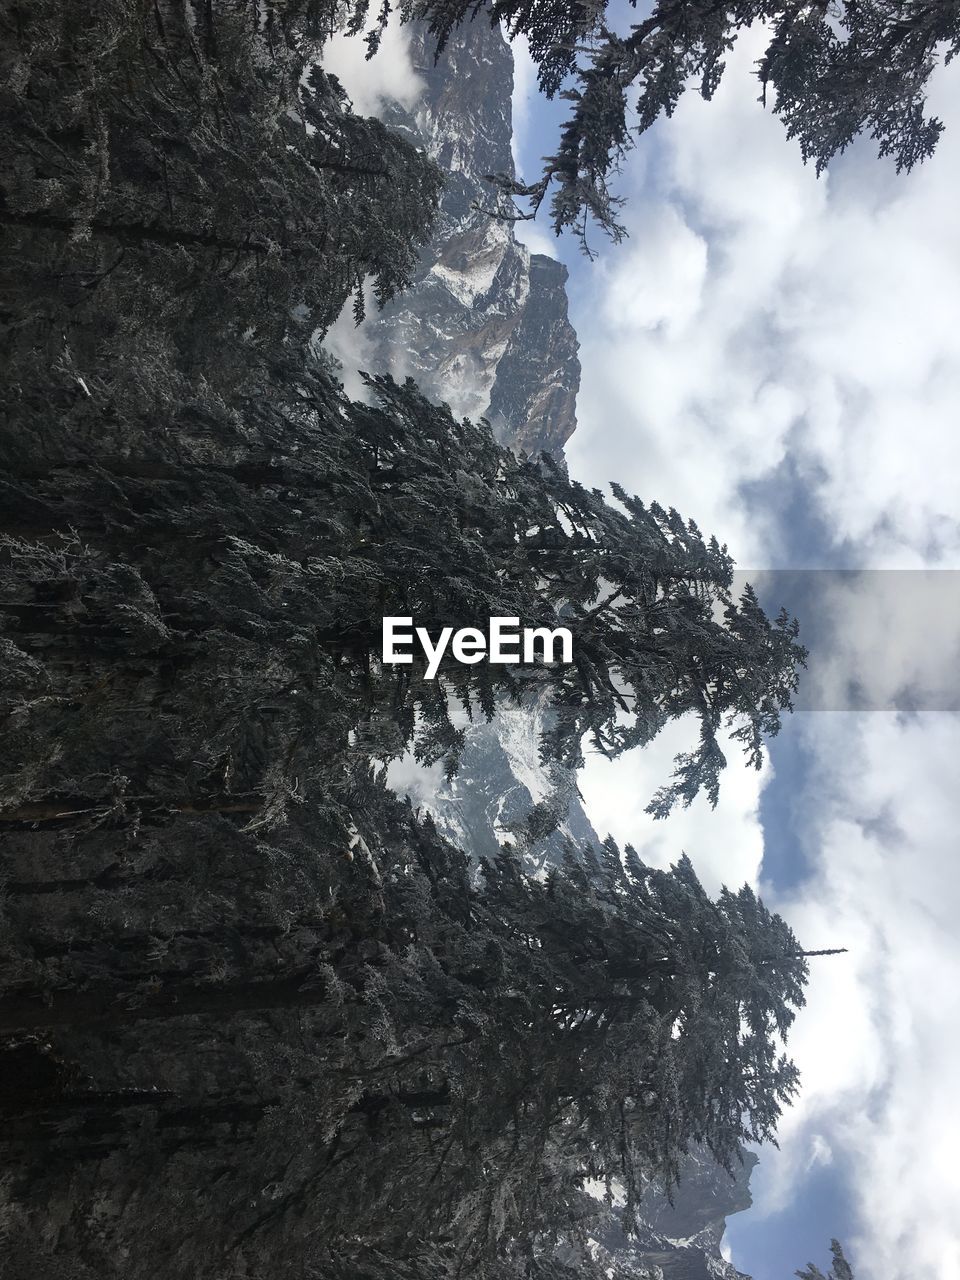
[350,21,579,454]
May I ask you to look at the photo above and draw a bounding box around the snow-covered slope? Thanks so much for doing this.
[390,691,599,877]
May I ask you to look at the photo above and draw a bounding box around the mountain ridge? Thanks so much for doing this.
[353,20,580,456]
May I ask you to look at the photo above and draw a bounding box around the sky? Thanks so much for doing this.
[325,20,960,1280]
[512,26,960,1280]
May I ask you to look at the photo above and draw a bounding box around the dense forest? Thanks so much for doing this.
[1,2,849,1277]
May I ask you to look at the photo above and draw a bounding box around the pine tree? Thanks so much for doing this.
[0,6,832,1277]
[0,763,813,1278]
[0,0,442,401]
[473,837,808,1216]
[1,365,803,835]
[797,1240,855,1280]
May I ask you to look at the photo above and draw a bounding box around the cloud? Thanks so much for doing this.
[322,19,424,118]
[577,717,769,898]
[565,28,960,570]
[510,33,536,175]
[558,26,960,1277]
[805,1134,833,1172]
[385,750,446,811]
[321,282,378,401]
[513,218,562,261]
[742,569,960,712]
[598,205,708,336]
[755,712,960,1279]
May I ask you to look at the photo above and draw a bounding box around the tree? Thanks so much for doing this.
[473,837,808,1215]
[0,0,442,401]
[2,5,805,835]
[355,0,960,250]
[797,1240,855,1280]
[0,7,831,1277]
[319,376,806,812]
[1,362,803,835]
[0,754,814,1278]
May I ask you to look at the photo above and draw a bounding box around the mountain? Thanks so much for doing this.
[344,19,579,456]
[584,1149,757,1280]
[388,690,600,874]
[327,18,597,872]
[327,20,761,1280]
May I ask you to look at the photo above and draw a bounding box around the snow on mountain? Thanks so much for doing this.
[355,19,580,454]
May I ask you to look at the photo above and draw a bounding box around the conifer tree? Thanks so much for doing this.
[797,1240,856,1280]
[0,6,839,1277]
[1,365,803,831]
[0,761,813,1278]
[0,0,442,400]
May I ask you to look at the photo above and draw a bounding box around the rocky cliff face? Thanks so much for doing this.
[357,20,580,456]
[585,1149,757,1280]
[351,22,759,1280]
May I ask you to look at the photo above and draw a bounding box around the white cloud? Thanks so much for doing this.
[566,28,960,569]
[801,571,960,712]
[756,713,960,1279]
[322,19,424,118]
[599,206,708,336]
[510,33,537,175]
[578,717,769,897]
[385,750,446,810]
[559,26,960,1277]
[513,217,561,261]
[805,1134,833,1172]
[321,282,378,401]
